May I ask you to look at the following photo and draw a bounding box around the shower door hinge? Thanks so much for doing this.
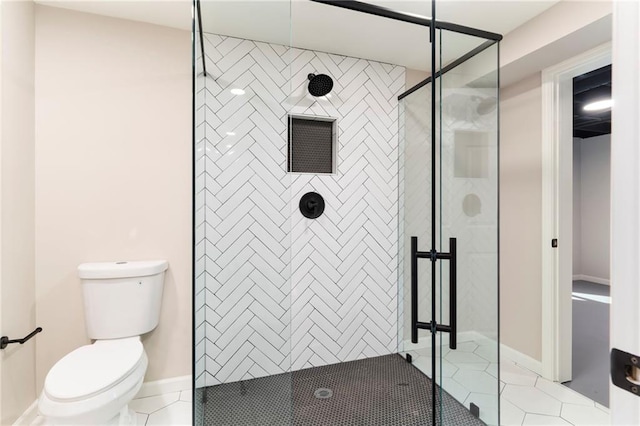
[470,402,480,418]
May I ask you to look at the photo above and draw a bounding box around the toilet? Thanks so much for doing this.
[38,260,169,425]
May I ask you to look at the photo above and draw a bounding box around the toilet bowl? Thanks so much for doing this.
[39,337,148,425]
[38,260,168,425]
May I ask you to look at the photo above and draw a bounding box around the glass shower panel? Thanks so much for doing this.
[399,78,447,422]
[193,6,205,423]
[398,26,499,426]
[193,1,293,425]
[288,4,436,423]
[438,30,500,426]
[398,82,434,354]
[398,27,453,425]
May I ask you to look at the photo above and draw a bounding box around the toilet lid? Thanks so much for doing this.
[44,337,144,401]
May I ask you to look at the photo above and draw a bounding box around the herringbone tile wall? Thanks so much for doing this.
[194,33,405,387]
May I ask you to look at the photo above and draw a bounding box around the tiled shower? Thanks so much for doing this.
[193,1,500,425]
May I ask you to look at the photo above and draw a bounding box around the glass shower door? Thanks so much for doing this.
[399,26,500,426]
[437,30,500,426]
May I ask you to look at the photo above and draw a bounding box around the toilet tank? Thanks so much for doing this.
[78,260,169,340]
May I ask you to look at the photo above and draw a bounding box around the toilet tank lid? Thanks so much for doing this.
[78,260,168,279]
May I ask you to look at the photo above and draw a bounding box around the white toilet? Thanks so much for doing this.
[38,260,169,425]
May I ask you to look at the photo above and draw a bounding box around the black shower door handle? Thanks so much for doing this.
[448,238,457,349]
[410,236,457,350]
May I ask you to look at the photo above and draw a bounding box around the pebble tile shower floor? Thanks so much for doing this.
[200,354,485,426]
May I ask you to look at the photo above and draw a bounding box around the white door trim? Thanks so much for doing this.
[541,42,611,382]
[610,1,640,423]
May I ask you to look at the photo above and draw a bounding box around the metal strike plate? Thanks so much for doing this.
[611,348,640,396]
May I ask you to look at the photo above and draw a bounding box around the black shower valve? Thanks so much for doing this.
[300,192,325,219]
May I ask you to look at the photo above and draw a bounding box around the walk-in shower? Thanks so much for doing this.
[193,1,500,424]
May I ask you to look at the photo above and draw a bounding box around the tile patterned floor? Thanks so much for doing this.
[130,390,192,425]
[30,344,610,426]
[200,354,484,426]
[405,338,611,426]
[31,388,193,426]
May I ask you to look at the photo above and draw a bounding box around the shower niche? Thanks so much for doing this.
[287,115,337,174]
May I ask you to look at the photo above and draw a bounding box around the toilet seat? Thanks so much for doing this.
[39,338,148,425]
[44,337,144,402]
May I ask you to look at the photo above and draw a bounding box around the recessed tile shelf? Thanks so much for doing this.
[288,115,337,174]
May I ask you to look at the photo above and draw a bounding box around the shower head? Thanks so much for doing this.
[307,73,334,97]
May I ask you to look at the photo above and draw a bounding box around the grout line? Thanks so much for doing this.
[148,398,180,416]
[138,413,150,426]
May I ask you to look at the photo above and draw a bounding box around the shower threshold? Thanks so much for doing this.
[198,354,485,426]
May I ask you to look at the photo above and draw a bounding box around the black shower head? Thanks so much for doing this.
[307,73,334,97]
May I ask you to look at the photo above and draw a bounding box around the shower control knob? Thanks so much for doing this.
[299,192,325,219]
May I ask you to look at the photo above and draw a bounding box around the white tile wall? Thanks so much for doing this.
[194,33,405,386]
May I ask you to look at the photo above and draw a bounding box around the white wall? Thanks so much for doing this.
[499,0,613,362]
[34,5,192,391]
[0,1,36,423]
[500,73,543,361]
[501,0,612,87]
[405,68,428,89]
[573,134,611,283]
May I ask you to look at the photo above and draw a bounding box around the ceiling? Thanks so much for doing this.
[36,0,192,30]
[37,0,560,72]
[573,65,611,138]
[201,0,560,71]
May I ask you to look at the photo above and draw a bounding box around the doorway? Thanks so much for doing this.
[563,65,612,406]
[540,42,611,392]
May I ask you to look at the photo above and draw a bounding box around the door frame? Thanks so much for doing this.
[610,1,640,422]
[540,42,611,382]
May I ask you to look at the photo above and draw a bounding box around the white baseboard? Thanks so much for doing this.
[500,343,543,375]
[135,375,192,399]
[401,331,488,352]
[573,274,610,286]
[12,400,39,426]
[403,331,543,376]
